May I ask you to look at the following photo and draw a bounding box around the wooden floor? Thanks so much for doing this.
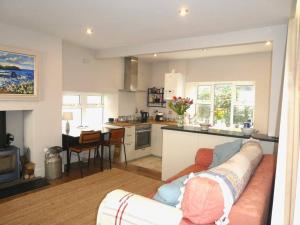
[0,168,162,225]
[128,155,162,172]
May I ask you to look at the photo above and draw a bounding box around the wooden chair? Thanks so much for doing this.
[101,128,127,170]
[69,130,101,177]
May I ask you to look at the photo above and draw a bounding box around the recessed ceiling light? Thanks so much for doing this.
[178,8,189,17]
[153,53,158,57]
[86,28,93,35]
[265,41,272,46]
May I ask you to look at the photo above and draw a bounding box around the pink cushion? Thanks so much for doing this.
[181,177,224,224]
[195,148,213,167]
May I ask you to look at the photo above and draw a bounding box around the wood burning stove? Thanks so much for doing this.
[0,111,20,183]
[0,146,20,183]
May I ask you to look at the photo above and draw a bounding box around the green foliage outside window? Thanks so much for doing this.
[214,85,232,126]
[196,83,254,127]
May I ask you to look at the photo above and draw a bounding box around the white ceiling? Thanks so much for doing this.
[138,42,273,62]
[0,0,292,50]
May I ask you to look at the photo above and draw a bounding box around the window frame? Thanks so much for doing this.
[195,81,255,128]
[62,92,104,129]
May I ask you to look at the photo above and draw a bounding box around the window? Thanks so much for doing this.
[62,93,104,130]
[195,82,255,128]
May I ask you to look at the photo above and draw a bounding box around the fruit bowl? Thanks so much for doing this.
[241,127,254,135]
[200,123,211,131]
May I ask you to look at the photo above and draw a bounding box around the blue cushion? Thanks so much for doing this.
[153,175,187,206]
[209,139,243,168]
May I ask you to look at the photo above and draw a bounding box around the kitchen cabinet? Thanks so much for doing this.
[124,126,135,146]
[151,124,166,157]
[164,72,185,99]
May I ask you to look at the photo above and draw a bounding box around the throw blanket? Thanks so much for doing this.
[177,140,263,225]
[97,189,183,225]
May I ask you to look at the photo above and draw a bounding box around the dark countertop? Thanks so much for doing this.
[105,120,176,127]
[161,125,278,143]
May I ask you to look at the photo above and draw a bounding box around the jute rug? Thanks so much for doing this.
[0,169,162,225]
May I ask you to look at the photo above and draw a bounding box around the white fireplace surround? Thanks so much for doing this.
[0,22,62,176]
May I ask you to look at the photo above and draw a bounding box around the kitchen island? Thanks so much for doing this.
[161,125,278,181]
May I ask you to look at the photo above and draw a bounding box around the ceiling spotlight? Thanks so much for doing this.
[86,28,93,35]
[265,41,272,46]
[178,8,189,17]
[153,53,158,57]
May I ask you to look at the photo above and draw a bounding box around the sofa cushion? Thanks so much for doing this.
[179,140,263,225]
[153,175,188,206]
[209,139,242,168]
[181,177,224,224]
[195,148,213,167]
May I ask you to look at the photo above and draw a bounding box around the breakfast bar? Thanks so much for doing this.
[161,125,278,180]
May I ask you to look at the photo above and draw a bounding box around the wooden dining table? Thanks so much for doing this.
[62,127,112,172]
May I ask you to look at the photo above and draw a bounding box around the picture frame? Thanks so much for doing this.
[0,45,39,100]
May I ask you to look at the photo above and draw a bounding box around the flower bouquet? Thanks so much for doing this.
[168,96,193,127]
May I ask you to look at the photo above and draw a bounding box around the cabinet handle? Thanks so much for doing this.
[126,134,132,137]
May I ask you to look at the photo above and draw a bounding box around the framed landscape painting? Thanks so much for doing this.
[0,45,39,100]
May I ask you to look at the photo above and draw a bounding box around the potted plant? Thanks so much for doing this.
[168,96,193,127]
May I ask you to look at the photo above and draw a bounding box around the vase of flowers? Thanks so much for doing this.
[168,96,193,127]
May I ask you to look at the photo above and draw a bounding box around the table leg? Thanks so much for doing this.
[66,142,70,173]
[101,145,104,171]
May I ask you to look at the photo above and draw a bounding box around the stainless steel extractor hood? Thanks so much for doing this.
[120,56,138,92]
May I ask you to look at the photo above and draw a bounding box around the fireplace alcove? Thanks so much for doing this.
[0,110,31,184]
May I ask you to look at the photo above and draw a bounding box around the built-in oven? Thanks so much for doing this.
[135,124,151,150]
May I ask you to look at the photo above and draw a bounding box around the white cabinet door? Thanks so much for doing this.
[164,73,184,99]
[124,126,135,145]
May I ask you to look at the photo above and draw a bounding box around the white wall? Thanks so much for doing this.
[97,25,287,136]
[147,52,272,134]
[63,41,124,93]
[0,22,63,176]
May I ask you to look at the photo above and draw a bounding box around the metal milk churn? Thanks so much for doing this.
[45,146,63,180]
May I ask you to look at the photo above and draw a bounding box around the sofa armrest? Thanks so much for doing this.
[97,189,183,225]
[165,164,207,183]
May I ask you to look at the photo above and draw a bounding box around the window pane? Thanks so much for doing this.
[87,96,102,105]
[233,105,254,126]
[214,85,232,126]
[196,104,211,123]
[63,95,80,105]
[236,85,255,105]
[197,86,211,101]
[62,109,81,129]
[85,108,103,130]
